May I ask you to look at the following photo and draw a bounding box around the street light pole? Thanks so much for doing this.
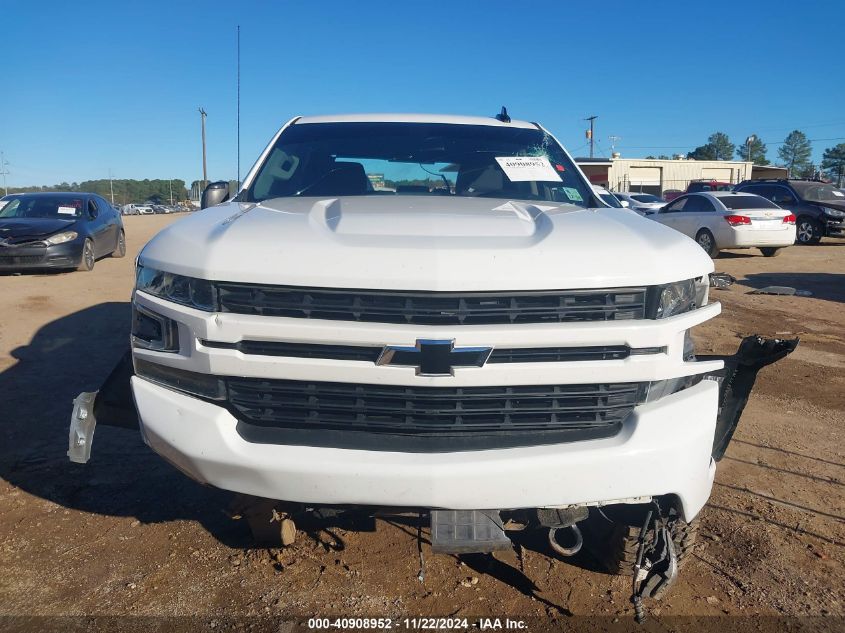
[745,135,756,173]
[199,107,208,190]
[108,169,115,204]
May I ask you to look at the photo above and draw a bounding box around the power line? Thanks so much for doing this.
[618,135,845,151]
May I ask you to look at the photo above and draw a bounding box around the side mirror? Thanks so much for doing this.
[619,200,630,208]
[201,181,231,209]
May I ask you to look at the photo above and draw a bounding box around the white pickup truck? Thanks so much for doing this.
[70,112,795,613]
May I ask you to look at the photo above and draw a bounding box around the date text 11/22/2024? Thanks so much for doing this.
[307,617,528,630]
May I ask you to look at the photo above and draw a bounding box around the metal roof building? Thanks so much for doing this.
[575,156,787,196]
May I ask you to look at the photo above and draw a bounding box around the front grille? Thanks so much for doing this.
[202,339,633,364]
[228,379,645,451]
[215,284,648,325]
[0,254,45,266]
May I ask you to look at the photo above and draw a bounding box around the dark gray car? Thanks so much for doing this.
[734,179,845,244]
[0,192,126,272]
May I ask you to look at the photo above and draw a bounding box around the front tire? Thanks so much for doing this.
[796,217,822,245]
[111,230,126,258]
[695,229,720,258]
[586,508,699,575]
[77,239,95,272]
[760,247,781,257]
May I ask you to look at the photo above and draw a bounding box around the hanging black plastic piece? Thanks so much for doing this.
[699,335,799,460]
[495,106,511,123]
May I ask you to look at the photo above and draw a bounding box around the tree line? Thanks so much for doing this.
[649,130,844,185]
[5,179,190,206]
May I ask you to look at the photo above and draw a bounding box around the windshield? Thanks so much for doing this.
[791,182,844,203]
[631,194,662,203]
[246,122,593,207]
[0,195,84,219]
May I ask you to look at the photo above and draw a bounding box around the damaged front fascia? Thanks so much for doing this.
[69,336,798,464]
[699,335,799,461]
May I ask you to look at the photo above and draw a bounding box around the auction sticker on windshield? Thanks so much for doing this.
[57,206,77,215]
[495,156,562,182]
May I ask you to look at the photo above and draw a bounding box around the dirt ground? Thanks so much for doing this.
[1,214,843,628]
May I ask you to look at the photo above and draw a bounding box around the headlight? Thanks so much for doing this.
[136,264,216,311]
[653,278,708,319]
[823,207,845,218]
[44,231,78,245]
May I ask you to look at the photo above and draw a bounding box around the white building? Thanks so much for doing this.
[575,156,787,196]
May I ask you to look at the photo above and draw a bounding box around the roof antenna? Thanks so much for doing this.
[495,106,511,123]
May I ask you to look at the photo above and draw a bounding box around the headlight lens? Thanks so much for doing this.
[823,206,845,218]
[44,231,78,245]
[136,265,216,311]
[654,278,707,319]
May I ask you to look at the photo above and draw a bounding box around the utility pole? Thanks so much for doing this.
[745,135,756,178]
[108,169,115,204]
[169,179,173,205]
[609,135,621,155]
[237,24,241,185]
[0,152,9,195]
[585,115,598,159]
[199,107,208,190]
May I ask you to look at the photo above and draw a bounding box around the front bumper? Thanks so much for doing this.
[133,375,719,521]
[0,241,83,270]
[824,217,845,236]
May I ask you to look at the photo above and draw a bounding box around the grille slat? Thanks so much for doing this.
[0,255,46,265]
[200,340,637,364]
[216,284,648,325]
[226,379,643,440]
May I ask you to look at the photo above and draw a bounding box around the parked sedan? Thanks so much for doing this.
[0,192,125,272]
[647,192,795,258]
[612,192,665,214]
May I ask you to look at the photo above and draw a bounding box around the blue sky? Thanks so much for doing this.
[3,0,844,187]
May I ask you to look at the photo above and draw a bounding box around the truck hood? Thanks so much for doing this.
[0,217,76,241]
[139,196,714,291]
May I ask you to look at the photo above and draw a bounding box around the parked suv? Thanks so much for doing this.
[734,179,845,244]
[69,113,794,613]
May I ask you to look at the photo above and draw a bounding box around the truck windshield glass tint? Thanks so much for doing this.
[247,122,592,206]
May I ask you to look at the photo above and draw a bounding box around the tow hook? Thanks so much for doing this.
[538,506,588,558]
[630,506,678,624]
[548,524,583,557]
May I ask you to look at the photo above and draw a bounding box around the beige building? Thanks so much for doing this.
[576,156,788,196]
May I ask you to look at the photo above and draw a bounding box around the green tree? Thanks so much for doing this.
[687,132,735,161]
[687,144,716,161]
[736,135,769,165]
[821,143,845,187]
[777,130,812,177]
[708,132,736,160]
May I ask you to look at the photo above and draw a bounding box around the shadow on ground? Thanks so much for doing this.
[0,301,250,548]
[738,272,845,303]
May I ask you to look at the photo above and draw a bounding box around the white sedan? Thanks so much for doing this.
[613,192,666,214]
[648,191,796,257]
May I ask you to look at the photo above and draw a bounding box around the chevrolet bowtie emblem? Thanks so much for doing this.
[377,339,493,376]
